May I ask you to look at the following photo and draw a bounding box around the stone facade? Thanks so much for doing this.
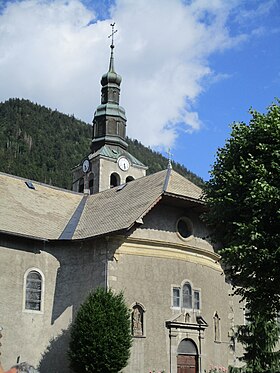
[0,195,244,373]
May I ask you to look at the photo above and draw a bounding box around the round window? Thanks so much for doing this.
[177,217,193,239]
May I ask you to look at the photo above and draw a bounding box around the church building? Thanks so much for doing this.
[0,33,244,373]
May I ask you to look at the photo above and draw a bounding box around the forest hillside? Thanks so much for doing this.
[0,98,204,189]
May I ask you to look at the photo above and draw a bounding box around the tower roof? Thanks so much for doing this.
[101,44,122,86]
[91,23,128,152]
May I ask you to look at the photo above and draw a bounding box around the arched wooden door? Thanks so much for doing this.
[177,339,198,373]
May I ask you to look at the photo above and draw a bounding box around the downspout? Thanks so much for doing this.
[169,328,172,373]
[198,326,202,373]
[105,236,109,291]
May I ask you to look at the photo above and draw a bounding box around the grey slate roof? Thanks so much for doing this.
[73,168,203,239]
[0,172,83,240]
[0,169,203,241]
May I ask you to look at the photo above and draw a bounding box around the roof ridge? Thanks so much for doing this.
[162,167,171,192]
[59,195,88,240]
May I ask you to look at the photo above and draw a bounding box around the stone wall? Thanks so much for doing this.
[0,236,106,373]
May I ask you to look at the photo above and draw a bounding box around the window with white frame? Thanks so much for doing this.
[173,287,180,308]
[194,290,200,310]
[24,270,43,311]
[172,281,201,310]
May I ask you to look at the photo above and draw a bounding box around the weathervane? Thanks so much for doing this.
[108,22,118,48]
[167,148,173,169]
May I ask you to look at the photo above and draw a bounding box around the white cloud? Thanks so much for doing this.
[0,0,251,148]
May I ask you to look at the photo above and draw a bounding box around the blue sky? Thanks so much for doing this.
[0,0,279,180]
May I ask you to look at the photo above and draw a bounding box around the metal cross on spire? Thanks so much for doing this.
[167,148,173,169]
[108,22,118,48]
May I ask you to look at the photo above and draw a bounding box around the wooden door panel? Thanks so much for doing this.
[177,354,197,373]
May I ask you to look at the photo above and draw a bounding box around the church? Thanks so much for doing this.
[0,33,244,373]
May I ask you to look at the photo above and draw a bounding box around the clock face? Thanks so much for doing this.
[82,159,90,173]
[118,157,130,171]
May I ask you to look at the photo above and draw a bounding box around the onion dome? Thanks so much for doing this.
[101,45,122,86]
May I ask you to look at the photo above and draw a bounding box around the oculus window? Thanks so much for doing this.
[176,217,193,240]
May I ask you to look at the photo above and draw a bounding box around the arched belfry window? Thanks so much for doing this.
[110,173,120,188]
[182,282,192,309]
[78,178,84,193]
[126,176,134,183]
[89,173,94,195]
[25,270,43,311]
[131,303,145,337]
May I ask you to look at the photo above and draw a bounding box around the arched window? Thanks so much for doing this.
[214,312,221,342]
[131,304,145,337]
[110,173,120,188]
[182,282,192,309]
[89,173,94,195]
[25,270,43,311]
[78,178,84,193]
[177,338,198,355]
[126,176,134,183]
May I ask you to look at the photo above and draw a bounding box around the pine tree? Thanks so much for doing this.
[68,288,132,373]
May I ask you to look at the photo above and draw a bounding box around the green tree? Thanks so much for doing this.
[203,101,280,372]
[68,288,132,373]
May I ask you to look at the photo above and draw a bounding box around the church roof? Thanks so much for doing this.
[0,169,203,241]
[73,168,202,239]
[0,172,82,240]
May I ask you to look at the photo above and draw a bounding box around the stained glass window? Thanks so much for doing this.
[25,271,42,311]
[182,282,192,308]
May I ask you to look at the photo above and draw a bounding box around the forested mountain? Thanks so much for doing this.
[0,98,204,189]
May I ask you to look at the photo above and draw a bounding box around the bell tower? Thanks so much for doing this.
[72,24,147,195]
[91,23,127,152]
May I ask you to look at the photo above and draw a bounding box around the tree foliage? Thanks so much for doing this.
[68,288,132,373]
[0,98,204,189]
[203,101,280,371]
[236,314,280,372]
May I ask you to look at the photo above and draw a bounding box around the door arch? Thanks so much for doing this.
[177,338,198,373]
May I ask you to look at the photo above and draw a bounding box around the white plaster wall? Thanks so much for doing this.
[108,203,243,373]
[0,238,106,373]
[130,203,216,253]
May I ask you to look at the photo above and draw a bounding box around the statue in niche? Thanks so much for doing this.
[185,312,191,323]
[132,306,143,336]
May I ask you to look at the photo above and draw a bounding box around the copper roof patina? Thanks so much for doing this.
[89,144,146,167]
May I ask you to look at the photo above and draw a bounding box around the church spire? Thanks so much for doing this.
[91,23,127,153]
[108,23,117,73]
